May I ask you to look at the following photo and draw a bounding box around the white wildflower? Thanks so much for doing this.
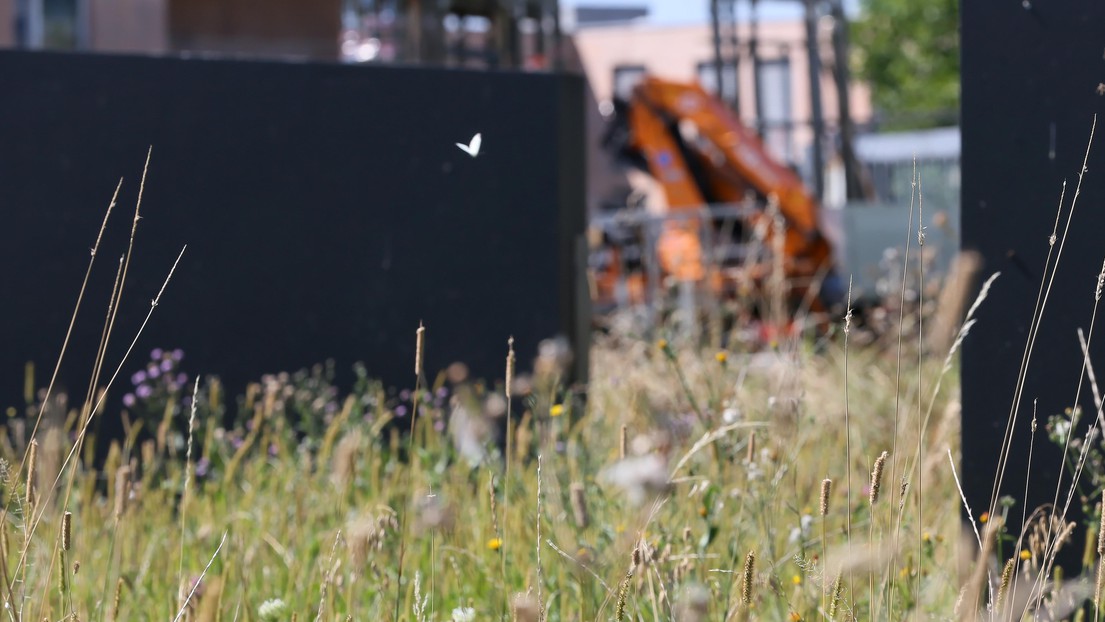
[599,454,672,505]
[258,599,288,621]
[452,606,476,622]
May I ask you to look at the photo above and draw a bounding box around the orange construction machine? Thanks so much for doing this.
[591,76,845,321]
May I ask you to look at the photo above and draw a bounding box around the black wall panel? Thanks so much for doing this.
[962,4,1105,568]
[0,50,588,410]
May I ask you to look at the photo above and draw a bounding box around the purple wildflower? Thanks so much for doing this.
[131,371,146,385]
[148,366,161,379]
[172,349,184,361]
[395,405,408,417]
[151,348,163,360]
[136,385,152,399]
[123,393,136,407]
[160,359,173,373]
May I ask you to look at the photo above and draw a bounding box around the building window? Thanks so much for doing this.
[756,58,793,162]
[612,64,646,101]
[16,0,82,49]
[696,59,738,103]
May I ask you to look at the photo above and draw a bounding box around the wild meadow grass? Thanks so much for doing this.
[0,302,967,622]
[7,134,1105,621]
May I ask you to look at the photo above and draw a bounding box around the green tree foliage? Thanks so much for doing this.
[852,0,959,129]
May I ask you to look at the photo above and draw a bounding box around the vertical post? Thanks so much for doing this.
[710,0,724,101]
[829,0,862,200]
[749,0,764,137]
[551,0,562,71]
[407,0,422,62]
[803,0,826,202]
[727,0,741,114]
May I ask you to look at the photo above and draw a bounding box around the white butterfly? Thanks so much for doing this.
[456,133,482,157]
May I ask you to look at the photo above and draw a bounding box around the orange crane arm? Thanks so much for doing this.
[618,76,841,309]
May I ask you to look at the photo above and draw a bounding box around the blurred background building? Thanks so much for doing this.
[0,0,961,304]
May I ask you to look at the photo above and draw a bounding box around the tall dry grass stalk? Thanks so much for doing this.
[1097,490,1105,618]
[842,276,854,568]
[614,543,639,620]
[396,323,427,622]
[915,172,925,603]
[989,116,1096,575]
[821,478,831,611]
[178,376,201,609]
[535,454,544,622]
[502,337,515,620]
[883,161,918,619]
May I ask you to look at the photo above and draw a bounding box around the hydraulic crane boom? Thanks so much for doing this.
[595,75,844,316]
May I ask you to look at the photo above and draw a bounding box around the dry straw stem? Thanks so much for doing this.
[172,530,228,622]
[27,244,188,570]
[535,454,543,622]
[962,516,1002,621]
[179,376,201,600]
[991,117,1095,528]
[14,177,120,512]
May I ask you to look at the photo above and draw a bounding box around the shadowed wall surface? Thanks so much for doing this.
[961,2,1105,570]
[0,50,587,414]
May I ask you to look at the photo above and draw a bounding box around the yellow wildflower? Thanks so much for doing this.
[1020,549,1031,561]
[791,574,801,585]
[550,404,565,417]
[487,538,503,551]
[716,351,728,363]
[979,512,989,524]
[657,339,668,350]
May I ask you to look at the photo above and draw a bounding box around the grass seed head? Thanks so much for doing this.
[415,322,425,377]
[1098,490,1105,555]
[742,550,756,605]
[62,511,72,551]
[870,451,889,505]
[114,465,131,519]
[25,438,37,507]
[569,482,589,529]
[820,478,832,516]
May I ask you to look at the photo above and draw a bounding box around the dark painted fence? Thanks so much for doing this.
[962,3,1105,571]
[0,50,588,413]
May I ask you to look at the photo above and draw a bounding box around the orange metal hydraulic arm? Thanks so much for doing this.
[625,77,837,298]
